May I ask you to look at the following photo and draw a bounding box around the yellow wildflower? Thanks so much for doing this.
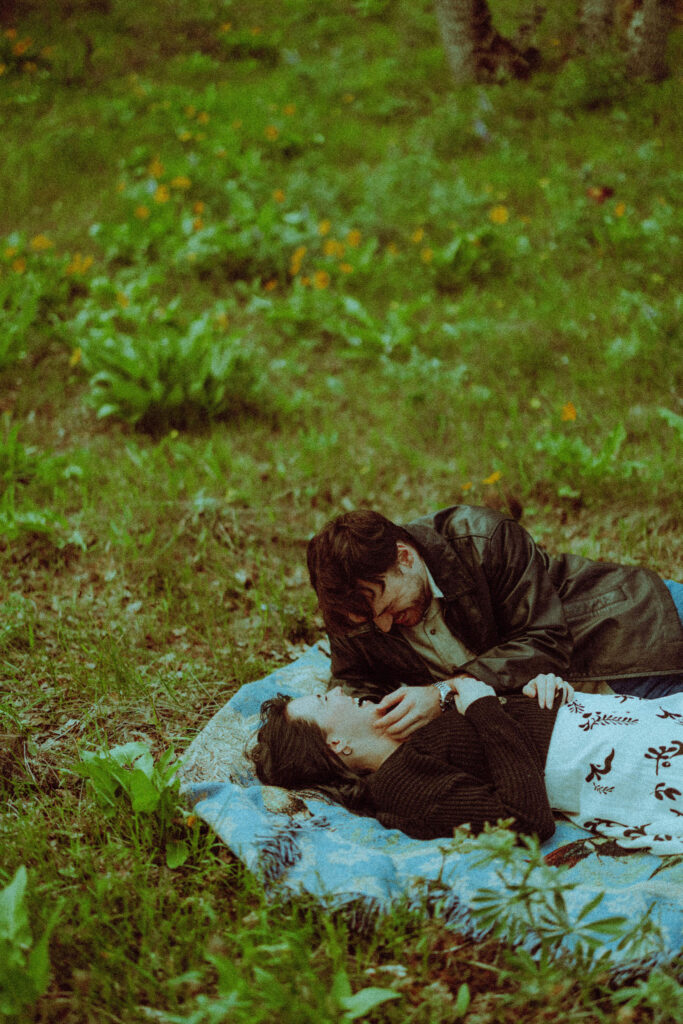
[24,61,37,73]
[489,205,509,225]
[324,239,345,258]
[482,470,502,485]
[342,93,355,104]
[0,64,6,76]
[300,276,310,286]
[12,257,26,274]
[313,269,330,290]
[135,205,150,219]
[264,125,279,141]
[13,38,31,56]
[410,228,424,244]
[386,242,399,256]
[117,292,130,307]
[5,28,17,39]
[4,246,18,259]
[615,202,626,217]
[272,189,286,203]
[561,402,577,422]
[30,234,53,251]
[420,247,433,264]
[178,131,193,142]
[185,105,196,117]
[339,263,354,274]
[219,22,232,33]
[154,185,170,203]
[192,218,204,231]
[170,175,192,189]
[69,347,82,367]
[193,201,205,215]
[264,279,278,292]
[462,481,473,492]
[65,253,94,275]
[318,219,331,236]
[346,229,361,248]
[197,111,210,125]
[290,245,307,276]
[148,156,164,179]
[283,103,296,116]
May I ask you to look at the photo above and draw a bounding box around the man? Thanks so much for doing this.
[306,504,683,739]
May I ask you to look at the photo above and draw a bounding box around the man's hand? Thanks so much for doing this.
[522,673,574,709]
[373,685,441,740]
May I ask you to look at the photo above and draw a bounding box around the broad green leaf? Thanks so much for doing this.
[165,840,189,870]
[0,866,31,947]
[339,985,400,1020]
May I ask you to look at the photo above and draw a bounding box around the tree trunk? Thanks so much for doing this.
[623,0,676,80]
[580,0,616,47]
[433,0,532,82]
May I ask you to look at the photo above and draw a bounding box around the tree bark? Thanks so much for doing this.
[580,0,616,48]
[623,0,676,80]
[433,0,532,83]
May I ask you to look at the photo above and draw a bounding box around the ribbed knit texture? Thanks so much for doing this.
[365,695,559,841]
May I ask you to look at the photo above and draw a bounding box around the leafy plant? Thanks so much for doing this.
[535,422,645,498]
[0,866,61,1018]
[75,742,191,868]
[165,930,401,1023]
[458,826,664,969]
[77,311,269,433]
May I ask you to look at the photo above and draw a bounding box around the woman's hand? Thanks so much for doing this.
[451,677,497,715]
[522,673,574,709]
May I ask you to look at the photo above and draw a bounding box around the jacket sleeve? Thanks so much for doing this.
[457,517,573,693]
[377,696,556,841]
[328,633,415,701]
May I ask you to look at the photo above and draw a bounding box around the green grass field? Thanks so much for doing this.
[1,0,682,1020]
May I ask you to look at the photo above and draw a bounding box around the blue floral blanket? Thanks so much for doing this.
[180,644,683,976]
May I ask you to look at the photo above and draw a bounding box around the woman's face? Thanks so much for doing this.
[287,687,379,738]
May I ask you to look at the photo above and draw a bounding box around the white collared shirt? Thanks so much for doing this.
[398,566,474,679]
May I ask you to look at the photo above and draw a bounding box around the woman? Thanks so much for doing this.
[251,675,683,853]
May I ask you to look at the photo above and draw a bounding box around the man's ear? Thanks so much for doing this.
[396,542,414,567]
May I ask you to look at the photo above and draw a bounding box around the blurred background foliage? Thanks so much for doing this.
[0,1,681,1020]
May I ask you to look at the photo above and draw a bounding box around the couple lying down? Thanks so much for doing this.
[251,674,683,854]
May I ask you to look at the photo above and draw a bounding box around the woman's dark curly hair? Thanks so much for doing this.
[306,509,417,635]
[249,693,374,815]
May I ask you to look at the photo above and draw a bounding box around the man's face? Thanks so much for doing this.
[349,543,431,633]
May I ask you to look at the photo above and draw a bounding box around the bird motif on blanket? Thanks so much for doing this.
[585,748,615,783]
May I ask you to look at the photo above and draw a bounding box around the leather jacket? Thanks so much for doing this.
[328,505,683,699]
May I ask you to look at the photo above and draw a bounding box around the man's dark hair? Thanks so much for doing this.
[249,694,372,814]
[306,509,415,635]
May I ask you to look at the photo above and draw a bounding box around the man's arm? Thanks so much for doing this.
[454,517,573,693]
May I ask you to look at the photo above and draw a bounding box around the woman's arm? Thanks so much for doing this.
[375,694,556,841]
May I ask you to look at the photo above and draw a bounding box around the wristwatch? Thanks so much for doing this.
[433,680,455,712]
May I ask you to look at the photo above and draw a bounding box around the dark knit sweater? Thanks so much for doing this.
[365,695,559,841]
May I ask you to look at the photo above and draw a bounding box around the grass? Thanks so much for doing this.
[0,0,682,1019]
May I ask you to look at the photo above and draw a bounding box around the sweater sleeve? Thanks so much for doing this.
[375,696,556,842]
